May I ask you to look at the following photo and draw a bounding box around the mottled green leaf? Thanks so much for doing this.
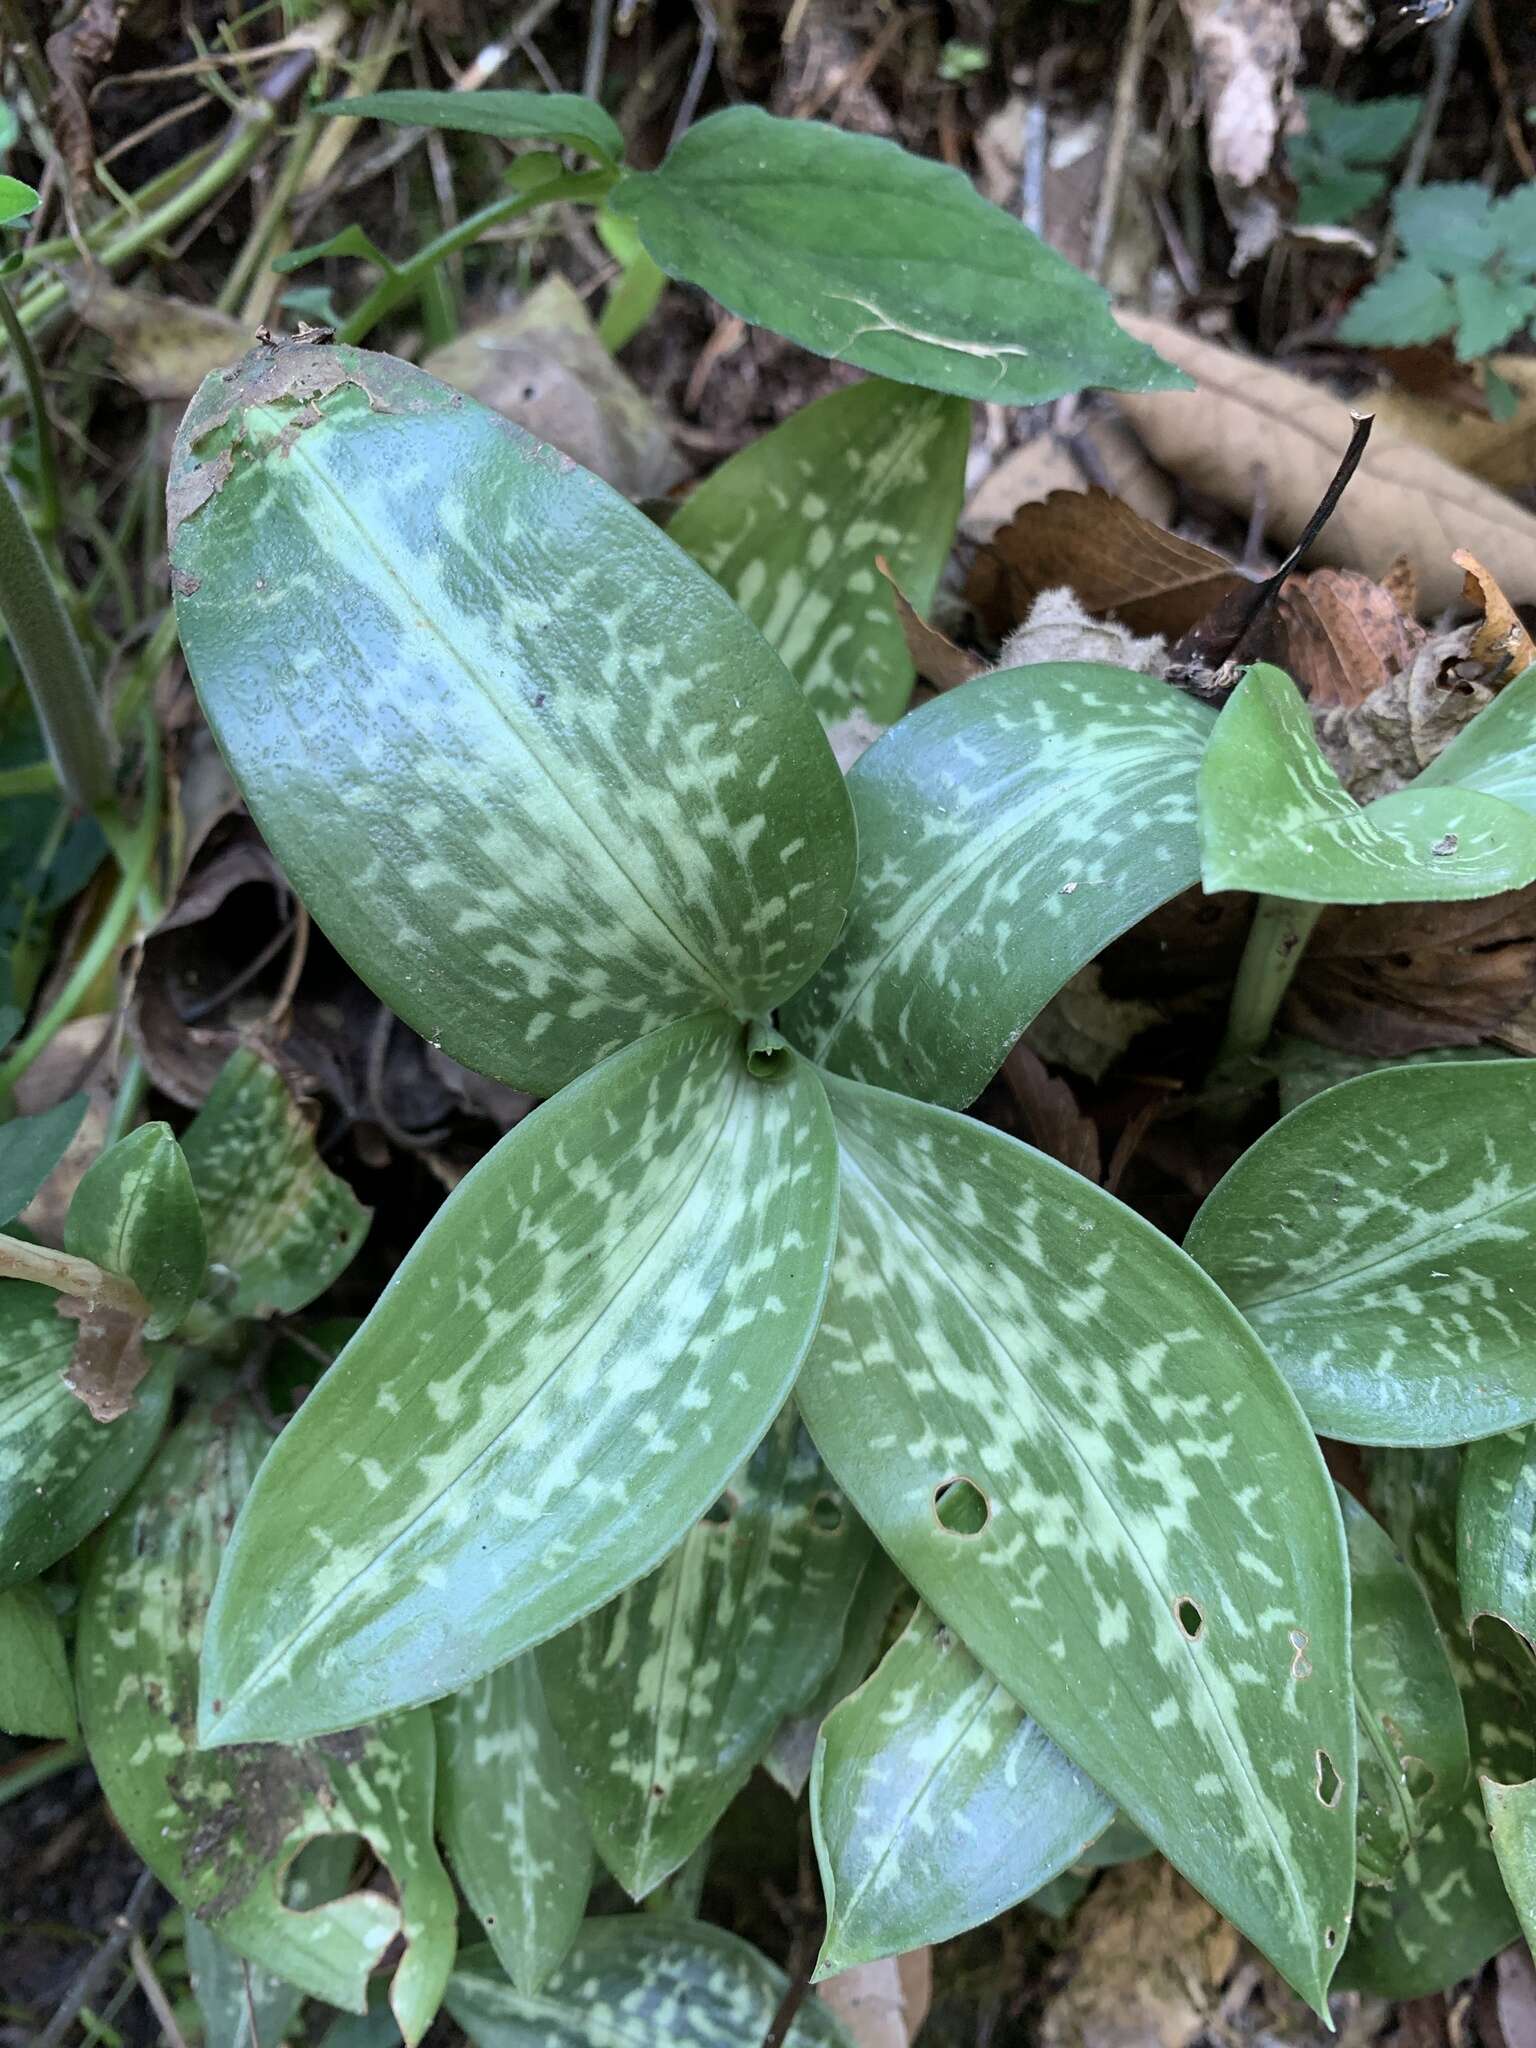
[1199,664,1536,902]
[1341,1489,1468,1887]
[65,1123,205,1337]
[318,1984,405,2048]
[766,1544,906,1800]
[181,1051,367,1320]
[1458,1425,1536,1643]
[540,1407,871,1897]
[811,1597,1113,1972]
[445,1923,852,2047]
[169,342,855,1098]
[436,1656,594,1995]
[0,1275,172,1580]
[795,1075,1355,2011]
[1483,1777,1536,1953]
[185,1915,308,2048]
[0,1581,75,1736]
[1415,662,1536,816]
[1337,1449,1531,1996]
[668,378,969,726]
[322,90,625,168]
[200,1015,839,1745]
[782,665,1213,1108]
[1186,1061,1536,1446]
[77,1402,457,2043]
[0,1095,85,1225]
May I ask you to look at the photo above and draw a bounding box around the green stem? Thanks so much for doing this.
[0,280,61,538]
[101,1052,147,1150]
[112,609,180,738]
[0,476,114,811]
[0,759,58,799]
[1219,896,1323,1064]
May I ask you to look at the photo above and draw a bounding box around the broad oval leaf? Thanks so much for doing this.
[169,341,855,1098]
[1483,1777,1536,1955]
[1185,1060,1536,1446]
[445,1924,852,2048]
[781,664,1214,1109]
[667,377,969,727]
[811,1597,1113,1973]
[795,1075,1355,2012]
[1458,1425,1536,1643]
[1199,664,1536,903]
[0,1582,76,1737]
[539,1407,871,1898]
[65,1122,205,1337]
[322,89,625,167]
[0,1275,172,1579]
[77,1402,457,2043]
[0,1094,86,1226]
[610,107,1184,405]
[1340,1488,1468,1887]
[199,1014,839,1745]
[1414,661,1536,813]
[435,1655,594,1995]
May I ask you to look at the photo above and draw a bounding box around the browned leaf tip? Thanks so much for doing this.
[873,556,982,694]
[58,1297,152,1423]
[45,0,127,191]
[1453,549,1536,681]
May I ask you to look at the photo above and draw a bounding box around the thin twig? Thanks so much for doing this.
[127,1932,191,2048]
[583,0,614,101]
[1398,0,1471,195]
[762,1957,814,2048]
[1473,0,1536,182]
[38,1870,159,2048]
[1089,0,1155,282]
[669,0,719,148]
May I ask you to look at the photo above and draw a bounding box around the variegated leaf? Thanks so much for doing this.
[0,1095,85,1225]
[1338,1450,1533,1996]
[169,341,855,1098]
[1414,661,1536,814]
[445,1923,853,2047]
[767,1545,906,1800]
[199,1015,839,1744]
[0,1581,76,1736]
[540,1406,872,1897]
[64,1122,205,1337]
[181,1050,368,1321]
[781,665,1213,1109]
[185,1914,311,2048]
[0,1274,172,1580]
[1483,1777,1536,1954]
[667,378,969,727]
[1185,1061,1536,1446]
[435,1655,594,1995]
[1340,1488,1468,1888]
[795,1074,1355,2012]
[1457,1425,1536,1642]
[1199,664,1536,903]
[77,1401,457,2043]
[811,1596,1113,1972]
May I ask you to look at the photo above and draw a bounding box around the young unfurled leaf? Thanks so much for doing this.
[198,1015,839,1745]
[608,107,1185,405]
[180,1051,367,1320]
[1199,664,1536,902]
[65,1122,205,1337]
[1185,1061,1536,1445]
[668,378,970,727]
[0,1095,86,1226]
[169,342,854,1099]
[1340,1489,1468,1887]
[445,1923,853,2047]
[1483,1778,1536,1954]
[795,1075,1355,2013]
[811,1599,1113,1973]
[1414,660,1536,815]
[1457,1425,1536,1644]
[435,1656,594,1995]
[0,1582,77,1737]
[322,90,625,169]
[0,1275,172,1579]
[540,1409,872,1898]
[782,665,1213,1108]
[77,1402,457,2043]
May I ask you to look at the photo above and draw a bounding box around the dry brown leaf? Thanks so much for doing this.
[70,284,245,401]
[1001,1045,1103,1181]
[999,590,1166,675]
[817,1952,930,2047]
[968,488,1244,641]
[1114,315,1536,613]
[1274,568,1427,710]
[1371,355,1536,495]
[1179,0,1300,186]
[45,0,126,189]
[1381,552,1419,618]
[1315,624,1494,799]
[875,556,981,694]
[58,1298,152,1423]
[1453,549,1536,677]
[963,416,1175,539]
[1023,964,1163,1081]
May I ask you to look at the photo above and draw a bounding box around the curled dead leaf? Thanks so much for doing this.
[1179,0,1301,187]
[1314,624,1494,800]
[45,0,126,189]
[817,1951,932,2048]
[1002,1045,1103,1182]
[1453,550,1536,680]
[70,284,246,402]
[1274,568,1427,711]
[874,556,981,694]
[58,1297,152,1423]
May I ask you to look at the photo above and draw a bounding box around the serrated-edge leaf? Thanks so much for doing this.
[1337,261,1458,348]
[795,1073,1356,2011]
[1457,1424,1536,1644]
[783,663,1214,1108]
[65,1122,206,1338]
[0,1095,86,1227]
[1186,1060,1536,1446]
[322,90,625,168]
[199,1014,840,1744]
[0,1582,76,1737]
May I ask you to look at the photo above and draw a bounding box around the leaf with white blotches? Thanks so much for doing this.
[1458,1425,1536,1644]
[65,1122,205,1337]
[0,1583,76,1737]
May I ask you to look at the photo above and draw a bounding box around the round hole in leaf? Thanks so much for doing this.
[280,1834,368,1910]
[1174,1596,1204,1641]
[1315,1748,1342,1808]
[1402,1756,1436,1802]
[810,1492,844,1534]
[933,1476,991,1537]
[703,1491,739,1526]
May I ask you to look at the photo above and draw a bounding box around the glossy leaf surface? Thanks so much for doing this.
[782,665,1213,1108]
[1483,1777,1536,1954]
[1186,1061,1536,1445]
[65,1122,205,1337]
[200,1015,839,1744]
[0,1582,76,1736]
[0,1095,85,1225]
[611,107,1183,404]
[1340,1489,1468,1887]
[435,1656,594,1994]
[1414,661,1536,814]
[812,1597,1112,1971]
[77,1402,456,2042]
[795,1075,1355,2010]
[324,90,624,166]
[540,1408,870,1897]
[1199,664,1536,902]
[170,342,854,1097]
[668,378,969,727]
[445,1924,852,2047]
[0,1275,172,1579]
[1458,1425,1536,1642]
